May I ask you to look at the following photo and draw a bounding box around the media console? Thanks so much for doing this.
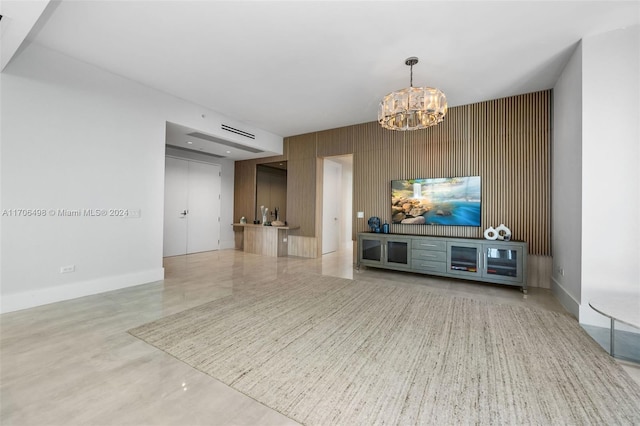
[357,233,528,292]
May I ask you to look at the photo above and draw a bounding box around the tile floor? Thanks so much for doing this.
[1,248,638,425]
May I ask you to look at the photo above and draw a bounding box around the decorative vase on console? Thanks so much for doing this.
[260,205,268,226]
[495,224,511,241]
[484,226,498,240]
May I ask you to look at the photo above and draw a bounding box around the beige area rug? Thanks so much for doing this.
[129,275,640,425]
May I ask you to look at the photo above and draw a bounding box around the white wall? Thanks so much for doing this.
[1,43,282,313]
[551,42,583,318]
[552,26,639,326]
[580,25,640,327]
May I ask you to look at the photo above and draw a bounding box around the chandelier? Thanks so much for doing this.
[378,57,447,131]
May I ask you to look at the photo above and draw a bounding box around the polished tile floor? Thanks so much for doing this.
[2,248,639,425]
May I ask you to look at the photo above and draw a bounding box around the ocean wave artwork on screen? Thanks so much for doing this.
[391,176,481,226]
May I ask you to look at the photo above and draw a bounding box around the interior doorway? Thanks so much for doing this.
[322,155,353,255]
[163,156,221,257]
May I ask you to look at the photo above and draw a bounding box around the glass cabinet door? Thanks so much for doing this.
[386,240,409,266]
[483,245,523,283]
[361,238,383,262]
[447,242,482,276]
[485,247,517,276]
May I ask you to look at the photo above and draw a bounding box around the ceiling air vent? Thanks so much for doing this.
[221,124,255,140]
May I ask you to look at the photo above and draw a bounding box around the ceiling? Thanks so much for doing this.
[6,1,640,159]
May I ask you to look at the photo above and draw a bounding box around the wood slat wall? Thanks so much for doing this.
[286,133,317,236]
[233,160,257,223]
[234,90,551,255]
[316,126,354,157]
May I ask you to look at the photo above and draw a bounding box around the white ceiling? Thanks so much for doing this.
[7,1,640,158]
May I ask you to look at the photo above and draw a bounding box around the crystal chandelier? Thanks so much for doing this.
[378,57,447,131]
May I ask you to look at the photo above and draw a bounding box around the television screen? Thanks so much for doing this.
[391,176,481,226]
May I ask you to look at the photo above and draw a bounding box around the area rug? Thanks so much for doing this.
[129,275,640,425]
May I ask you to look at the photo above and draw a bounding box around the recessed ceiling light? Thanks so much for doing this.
[226,150,231,154]
[187,141,193,144]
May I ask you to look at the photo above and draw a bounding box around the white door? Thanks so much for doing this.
[322,159,341,254]
[164,157,189,257]
[186,161,221,254]
[163,157,221,257]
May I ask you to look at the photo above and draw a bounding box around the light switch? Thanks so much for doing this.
[357,211,364,218]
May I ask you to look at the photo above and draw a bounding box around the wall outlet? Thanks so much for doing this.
[60,265,75,273]
[283,238,287,242]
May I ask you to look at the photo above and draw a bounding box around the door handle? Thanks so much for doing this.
[180,210,188,217]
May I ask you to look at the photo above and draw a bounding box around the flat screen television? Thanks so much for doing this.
[391,176,481,226]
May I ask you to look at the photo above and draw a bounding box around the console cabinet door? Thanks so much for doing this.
[447,241,483,278]
[482,243,525,284]
[385,237,412,269]
[358,234,412,270]
[360,236,384,266]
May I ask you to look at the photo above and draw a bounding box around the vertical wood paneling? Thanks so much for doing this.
[286,133,317,236]
[471,91,550,254]
[288,236,318,258]
[287,133,316,159]
[233,159,257,223]
[235,90,551,256]
[316,126,354,157]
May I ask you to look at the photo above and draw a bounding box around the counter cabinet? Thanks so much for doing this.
[233,223,297,257]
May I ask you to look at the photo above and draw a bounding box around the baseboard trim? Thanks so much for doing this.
[0,268,165,314]
[551,276,580,320]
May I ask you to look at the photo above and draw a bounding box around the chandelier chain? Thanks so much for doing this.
[405,56,418,87]
[410,64,413,87]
